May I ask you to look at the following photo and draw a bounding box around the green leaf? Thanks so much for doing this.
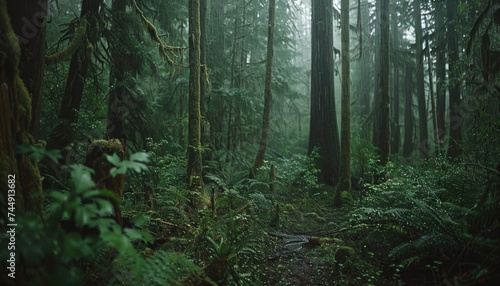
[16,144,62,162]
[133,214,149,227]
[130,152,150,163]
[124,228,153,242]
[106,152,149,177]
[70,165,95,194]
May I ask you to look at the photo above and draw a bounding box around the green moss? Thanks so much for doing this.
[335,246,355,264]
[89,139,125,156]
[45,19,87,64]
[305,212,326,223]
[285,203,295,211]
[15,75,31,126]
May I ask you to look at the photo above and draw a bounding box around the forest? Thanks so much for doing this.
[1,0,500,285]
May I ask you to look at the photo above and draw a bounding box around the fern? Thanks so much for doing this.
[112,251,203,285]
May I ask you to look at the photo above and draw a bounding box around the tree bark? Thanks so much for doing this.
[250,0,276,179]
[309,0,340,186]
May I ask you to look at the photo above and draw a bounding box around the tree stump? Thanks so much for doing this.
[84,139,126,226]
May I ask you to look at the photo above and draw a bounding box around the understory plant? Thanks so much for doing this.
[346,161,499,284]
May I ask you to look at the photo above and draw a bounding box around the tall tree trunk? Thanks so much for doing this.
[391,2,400,154]
[47,0,100,150]
[403,61,414,158]
[446,0,462,159]
[0,0,43,216]
[435,3,446,151]
[227,2,241,152]
[359,0,370,118]
[336,0,351,205]
[425,26,439,156]
[250,0,275,179]
[372,0,380,148]
[413,0,429,158]
[200,0,207,120]
[309,0,340,186]
[7,0,47,142]
[187,0,204,198]
[207,0,225,150]
[107,0,126,140]
[376,0,390,165]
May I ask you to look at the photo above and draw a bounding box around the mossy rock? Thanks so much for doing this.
[305,212,326,223]
[340,191,353,205]
[335,246,355,264]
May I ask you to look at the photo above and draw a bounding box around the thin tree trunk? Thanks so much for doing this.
[336,0,352,205]
[207,0,225,150]
[372,0,380,148]
[413,0,429,158]
[250,0,276,179]
[425,24,439,156]
[187,0,204,198]
[377,0,390,165]
[447,0,462,159]
[435,3,446,150]
[391,3,400,155]
[403,61,414,158]
[107,0,126,140]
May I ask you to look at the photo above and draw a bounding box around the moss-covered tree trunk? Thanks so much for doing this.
[249,0,275,179]
[309,0,340,186]
[336,0,351,205]
[187,0,205,199]
[0,0,43,217]
[6,0,47,142]
[47,0,100,150]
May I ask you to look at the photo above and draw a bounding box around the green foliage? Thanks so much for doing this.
[277,150,323,192]
[106,151,150,177]
[17,143,62,163]
[346,160,499,283]
[111,251,203,285]
[351,133,380,184]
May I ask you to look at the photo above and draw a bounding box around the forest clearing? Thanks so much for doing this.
[1,0,500,285]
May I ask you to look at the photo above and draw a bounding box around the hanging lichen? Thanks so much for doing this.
[130,0,183,66]
[45,19,88,64]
